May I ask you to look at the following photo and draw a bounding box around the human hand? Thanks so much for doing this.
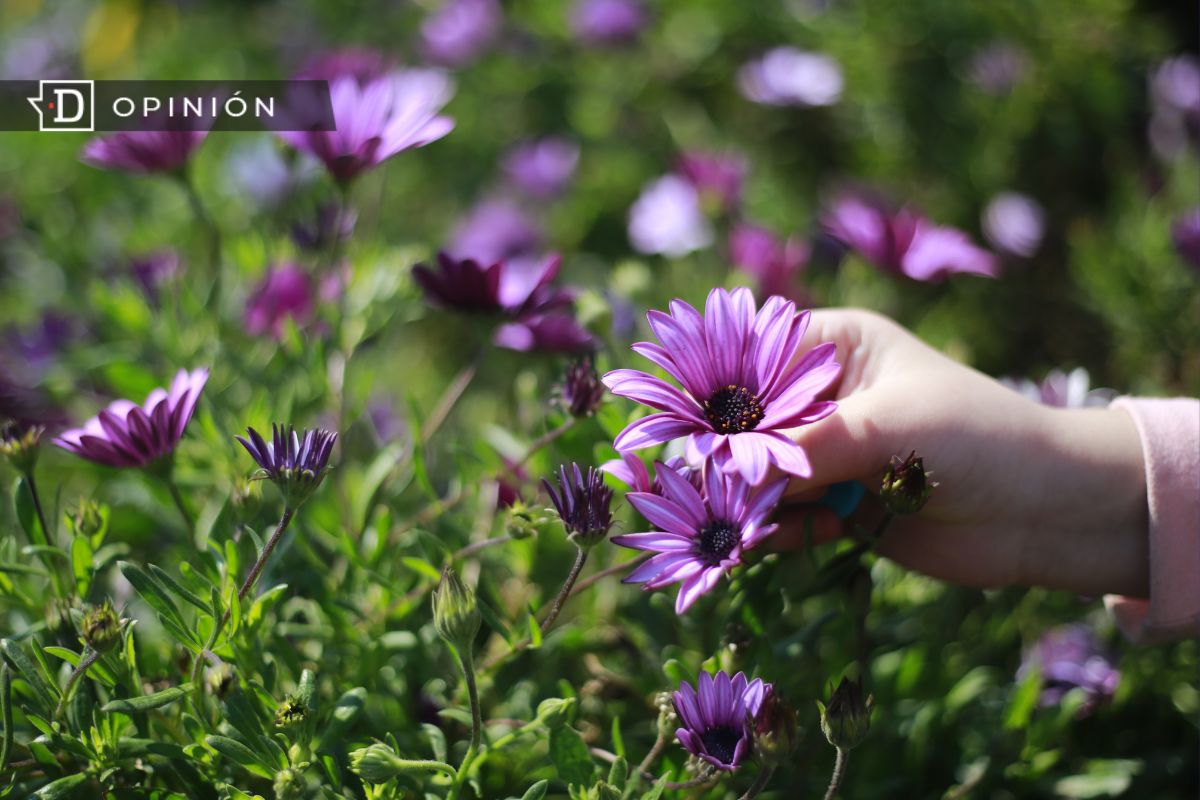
[774,309,1149,598]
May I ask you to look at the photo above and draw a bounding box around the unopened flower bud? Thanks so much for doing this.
[432,566,480,650]
[536,696,575,729]
[817,677,874,751]
[273,766,306,800]
[349,742,408,783]
[0,421,43,473]
[206,662,236,698]
[654,691,678,737]
[542,463,613,550]
[69,499,106,540]
[81,600,123,652]
[584,783,622,800]
[880,451,935,515]
[231,475,263,517]
[504,502,542,540]
[275,695,308,729]
[750,687,798,766]
[557,358,605,418]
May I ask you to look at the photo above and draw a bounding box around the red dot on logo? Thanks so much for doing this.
[48,102,54,109]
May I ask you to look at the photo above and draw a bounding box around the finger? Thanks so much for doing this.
[767,506,843,551]
[784,391,897,498]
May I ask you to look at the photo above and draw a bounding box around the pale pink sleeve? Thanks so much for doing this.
[1104,397,1200,643]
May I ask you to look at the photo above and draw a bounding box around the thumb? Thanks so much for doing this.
[785,391,897,497]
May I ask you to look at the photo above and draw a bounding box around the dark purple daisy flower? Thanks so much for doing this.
[570,0,649,46]
[822,193,999,281]
[542,462,614,548]
[604,287,839,485]
[413,253,594,353]
[243,263,317,340]
[503,137,580,199]
[613,462,786,612]
[1171,207,1200,270]
[295,48,396,85]
[557,358,605,417]
[673,670,770,771]
[420,0,503,68]
[628,175,713,257]
[729,223,809,301]
[236,424,337,507]
[54,368,208,468]
[982,192,1045,258]
[1018,624,1120,717]
[278,69,454,184]
[81,130,207,174]
[449,198,543,265]
[677,152,747,214]
[738,47,843,107]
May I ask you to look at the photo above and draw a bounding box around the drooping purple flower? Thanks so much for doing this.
[1171,207,1200,270]
[965,41,1029,96]
[982,192,1045,258]
[503,137,580,199]
[295,48,396,85]
[236,424,337,507]
[413,253,594,353]
[277,69,454,184]
[1018,624,1120,717]
[130,250,181,303]
[542,463,614,548]
[676,152,747,214]
[243,263,317,340]
[1000,368,1113,408]
[54,368,208,468]
[613,461,786,612]
[81,130,208,174]
[822,193,999,281]
[570,0,649,46]
[449,198,543,265]
[737,47,843,107]
[628,175,713,257]
[672,671,770,771]
[729,223,810,301]
[604,287,839,485]
[420,0,503,68]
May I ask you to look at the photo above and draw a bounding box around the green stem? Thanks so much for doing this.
[540,546,588,634]
[513,418,576,472]
[238,506,296,602]
[626,732,665,796]
[424,356,481,445]
[395,759,458,778]
[448,648,481,800]
[165,474,195,532]
[23,471,66,597]
[738,766,777,800]
[824,748,849,800]
[1,664,12,774]
[179,171,222,305]
[53,647,99,721]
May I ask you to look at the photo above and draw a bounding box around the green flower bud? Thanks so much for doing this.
[231,475,263,517]
[206,662,236,699]
[81,600,123,652]
[750,688,798,767]
[431,566,480,650]
[817,677,875,751]
[880,451,936,515]
[273,766,306,800]
[0,421,43,473]
[504,502,543,541]
[654,691,678,737]
[349,742,406,783]
[536,696,575,729]
[69,498,106,540]
[275,695,308,729]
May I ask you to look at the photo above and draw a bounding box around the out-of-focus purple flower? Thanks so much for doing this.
[607,291,638,338]
[237,424,337,507]
[4,313,77,383]
[1000,368,1113,408]
[295,48,395,85]
[130,250,181,302]
[81,130,208,174]
[822,193,999,281]
[420,0,503,68]
[413,253,594,353]
[368,398,404,444]
[2,24,75,80]
[570,0,649,46]
[1018,624,1120,716]
[292,204,358,252]
[628,175,713,257]
[277,69,454,184]
[225,138,316,210]
[449,198,543,265]
[677,152,747,213]
[54,368,208,468]
[1150,53,1200,159]
[729,223,809,300]
[613,461,786,613]
[966,41,1029,96]
[244,264,317,340]
[604,288,839,485]
[738,47,843,107]
[1171,207,1200,269]
[672,671,770,771]
[542,462,614,548]
[558,358,605,417]
[982,192,1045,258]
[503,137,580,199]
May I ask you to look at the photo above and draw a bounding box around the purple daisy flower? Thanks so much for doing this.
[243,263,317,340]
[557,358,605,417]
[1171,207,1200,270]
[982,192,1045,258]
[570,0,649,46]
[628,175,713,257]
[129,250,181,303]
[613,461,786,612]
[295,48,396,85]
[54,368,208,468]
[420,0,503,69]
[80,129,207,174]
[729,223,810,301]
[236,423,337,507]
[449,198,543,265]
[503,137,580,199]
[673,670,770,771]
[600,452,698,495]
[822,193,999,281]
[1000,368,1113,408]
[737,47,843,108]
[603,287,839,485]
[1018,624,1120,717]
[277,69,454,184]
[677,152,747,214]
[542,462,614,548]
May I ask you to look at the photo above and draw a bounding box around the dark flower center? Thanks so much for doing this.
[700,725,743,766]
[704,385,764,434]
[698,520,738,564]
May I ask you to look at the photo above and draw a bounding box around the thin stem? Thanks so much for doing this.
[564,554,648,604]
[867,512,894,545]
[238,506,296,601]
[448,648,482,800]
[540,547,588,634]
[53,647,99,721]
[667,774,718,791]
[179,172,222,304]
[824,747,849,800]
[23,471,65,597]
[396,759,458,778]
[738,766,777,800]
[424,356,481,444]
[512,418,576,472]
[631,732,665,793]
[165,474,195,532]
[454,535,513,561]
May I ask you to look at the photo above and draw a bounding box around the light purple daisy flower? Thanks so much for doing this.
[737,47,843,108]
[628,175,713,257]
[295,48,396,85]
[603,287,839,485]
[503,137,580,199]
[672,670,770,771]
[420,0,503,68]
[54,368,208,468]
[729,223,810,301]
[277,69,454,184]
[1000,368,1113,408]
[449,198,543,265]
[612,461,787,613]
[676,151,747,213]
[1018,624,1120,717]
[982,192,1045,258]
[570,0,649,46]
[80,129,207,174]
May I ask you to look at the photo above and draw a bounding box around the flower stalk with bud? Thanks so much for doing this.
[433,567,483,800]
[540,463,614,632]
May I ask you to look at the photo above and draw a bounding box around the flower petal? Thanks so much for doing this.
[727,433,770,485]
[627,492,699,537]
[613,413,699,452]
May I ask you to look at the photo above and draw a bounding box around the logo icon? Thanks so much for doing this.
[27,80,95,132]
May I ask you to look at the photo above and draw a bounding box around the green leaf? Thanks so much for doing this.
[549,726,594,787]
[607,756,628,791]
[1003,670,1042,731]
[102,685,191,713]
[317,687,366,752]
[400,556,441,582]
[70,537,93,597]
[1,663,12,774]
[205,734,273,779]
[640,777,668,800]
[527,605,543,650]
[422,723,447,764]
[476,596,511,642]
[44,646,117,689]
[149,564,212,616]
[13,477,48,547]
[1054,759,1142,798]
[119,562,185,628]
[32,773,88,799]
[610,716,624,759]
[1,638,59,710]
[520,780,549,800]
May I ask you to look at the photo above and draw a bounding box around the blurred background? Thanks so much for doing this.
[0,0,1197,798]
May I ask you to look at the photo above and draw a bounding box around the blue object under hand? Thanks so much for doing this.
[816,480,866,519]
